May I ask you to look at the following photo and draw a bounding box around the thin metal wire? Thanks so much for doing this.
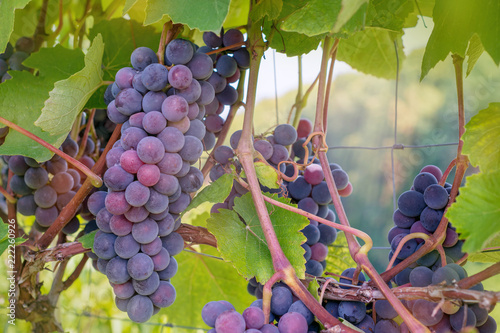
[328,142,459,150]
[273,49,279,125]
[391,40,400,212]
[183,249,224,260]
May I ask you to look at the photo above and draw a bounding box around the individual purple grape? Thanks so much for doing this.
[109,214,133,236]
[288,300,314,325]
[143,91,167,112]
[137,164,160,187]
[242,306,265,329]
[413,172,438,193]
[185,119,206,141]
[420,207,444,232]
[233,48,250,68]
[161,232,184,256]
[203,32,222,48]
[178,167,204,193]
[17,195,37,216]
[34,185,58,208]
[274,124,297,146]
[132,72,148,94]
[145,188,169,214]
[151,247,170,271]
[106,257,130,284]
[106,146,125,168]
[107,100,129,124]
[412,299,443,326]
[197,81,215,105]
[142,111,167,135]
[149,281,176,308]
[94,232,117,259]
[127,294,154,323]
[175,79,202,104]
[204,114,224,133]
[213,146,234,164]
[298,197,319,215]
[127,252,154,280]
[9,155,29,175]
[222,29,244,50]
[157,215,175,237]
[141,63,168,91]
[168,64,192,89]
[338,301,366,325]
[161,95,189,122]
[133,271,160,296]
[216,85,238,105]
[157,257,178,280]
[423,184,449,209]
[105,191,131,215]
[154,173,179,196]
[104,165,134,191]
[119,150,144,174]
[202,131,216,151]
[375,300,397,320]
[141,237,163,256]
[24,167,48,189]
[339,268,366,289]
[187,102,200,120]
[157,153,183,175]
[10,175,32,196]
[179,135,203,162]
[168,192,191,214]
[278,312,308,333]
[125,181,151,207]
[136,136,165,164]
[207,72,227,94]
[214,310,246,333]
[186,52,213,80]
[115,67,136,89]
[114,234,140,259]
[112,281,135,299]
[35,206,59,227]
[397,190,426,217]
[310,242,328,261]
[121,127,148,150]
[165,39,194,65]
[409,266,433,287]
[61,216,80,235]
[216,55,237,78]
[131,218,158,244]
[131,47,158,71]
[115,88,143,116]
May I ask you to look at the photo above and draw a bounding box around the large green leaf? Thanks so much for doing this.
[223,0,250,28]
[0,0,31,52]
[262,0,323,56]
[207,193,308,283]
[462,103,500,171]
[281,0,342,37]
[34,35,104,136]
[421,0,500,80]
[0,46,85,161]
[337,27,405,79]
[144,0,231,31]
[162,245,254,331]
[446,170,500,254]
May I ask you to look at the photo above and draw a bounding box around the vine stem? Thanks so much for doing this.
[62,255,89,291]
[386,233,430,270]
[0,185,16,203]
[312,36,428,332]
[206,42,246,55]
[236,20,354,332]
[76,108,96,159]
[35,124,122,250]
[458,262,500,290]
[0,116,102,187]
[33,0,49,51]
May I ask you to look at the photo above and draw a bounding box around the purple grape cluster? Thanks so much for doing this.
[97,41,224,322]
[202,284,320,333]
[0,37,34,82]
[388,165,464,283]
[200,29,249,141]
[2,135,98,234]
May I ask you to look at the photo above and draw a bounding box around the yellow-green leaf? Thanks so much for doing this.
[35,34,104,136]
[255,161,280,189]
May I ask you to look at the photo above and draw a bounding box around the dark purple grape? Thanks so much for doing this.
[179,135,203,162]
[424,184,449,209]
[165,39,194,65]
[174,79,201,103]
[114,234,140,259]
[397,190,426,217]
[142,111,166,135]
[115,88,143,116]
[450,306,476,331]
[131,47,158,71]
[127,295,154,323]
[338,301,366,325]
[318,224,337,245]
[132,72,148,94]
[94,232,117,259]
[141,63,168,91]
[160,232,184,256]
[412,299,443,326]
[121,127,148,150]
[222,29,244,50]
[105,191,131,215]
[62,215,79,234]
[24,167,48,189]
[127,253,154,280]
[203,32,222,48]
[157,257,178,280]
[186,52,213,80]
[137,136,165,164]
[157,153,183,175]
[161,95,189,122]
[375,300,397,319]
[104,165,134,191]
[216,55,237,78]
[197,81,215,105]
[207,72,227,94]
[339,268,366,289]
[106,257,130,284]
[274,124,297,146]
[278,312,308,333]
[35,206,59,226]
[420,207,444,232]
[413,172,438,193]
[133,271,160,295]
[115,67,136,89]
[216,85,238,105]
[143,91,167,112]
[149,280,176,308]
[109,214,133,235]
[168,64,192,89]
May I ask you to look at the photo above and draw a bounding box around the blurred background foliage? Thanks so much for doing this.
[2,14,500,333]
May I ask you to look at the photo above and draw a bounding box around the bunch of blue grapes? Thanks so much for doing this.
[383,165,496,332]
[202,283,320,333]
[97,40,221,322]
[0,37,34,83]
[200,29,250,141]
[1,135,97,235]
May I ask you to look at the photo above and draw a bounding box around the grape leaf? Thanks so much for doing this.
[365,0,415,32]
[0,0,31,52]
[251,0,283,21]
[325,231,356,273]
[255,161,280,189]
[223,0,250,28]
[0,46,85,161]
[207,193,308,283]
[77,230,97,250]
[183,173,233,216]
[462,103,500,171]
[468,236,500,263]
[262,0,323,56]
[331,0,368,33]
[162,245,254,330]
[34,34,104,136]
[465,34,485,77]
[123,0,139,14]
[307,278,321,302]
[446,170,500,254]
[337,27,405,79]
[144,0,231,31]
[421,0,500,80]
[281,0,342,37]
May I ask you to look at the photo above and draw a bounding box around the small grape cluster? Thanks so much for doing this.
[200,29,250,142]
[0,36,34,83]
[97,38,227,322]
[202,283,320,333]
[3,135,96,234]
